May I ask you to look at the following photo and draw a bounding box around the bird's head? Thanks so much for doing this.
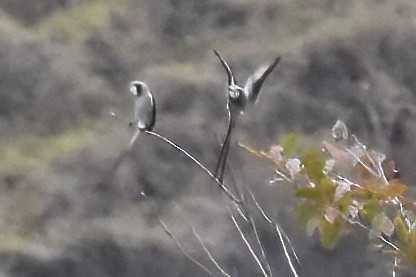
[229,84,246,110]
[130,81,147,96]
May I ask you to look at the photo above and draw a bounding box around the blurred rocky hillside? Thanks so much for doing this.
[1,0,416,276]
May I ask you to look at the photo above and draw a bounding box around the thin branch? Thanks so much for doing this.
[109,111,240,203]
[248,190,273,225]
[347,135,388,184]
[276,224,299,277]
[393,256,398,277]
[376,158,389,185]
[224,148,272,276]
[230,211,269,277]
[157,216,215,276]
[248,216,273,276]
[248,189,300,274]
[271,169,292,183]
[177,207,231,277]
[215,136,249,223]
[341,215,399,252]
[190,226,231,277]
[222,160,271,275]
[145,130,242,204]
[279,228,300,266]
[345,148,380,179]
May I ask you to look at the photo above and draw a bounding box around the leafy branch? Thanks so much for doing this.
[240,120,416,274]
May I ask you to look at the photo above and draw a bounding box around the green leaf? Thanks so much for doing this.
[301,149,326,184]
[362,199,381,222]
[295,179,336,205]
[296,201,319,226]
[316,178,336,204]
[280,133,300,158]
[392,213,416,264]
[295,187,321,200]
[408,228,416,264]
[394,215,409,243]
[335,192,353,214]
[318,217,343,249]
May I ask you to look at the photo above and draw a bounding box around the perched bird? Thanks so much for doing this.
[106,80,241,203]
[95,80,157,194]
[129,81,156,131]
[127,81,241,202]
[128,81,156,146]
[213,50,281,182]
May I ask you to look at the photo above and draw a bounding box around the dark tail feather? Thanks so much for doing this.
[215,115,235,182]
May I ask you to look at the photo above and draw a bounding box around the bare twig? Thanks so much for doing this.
[190,226,231,277]
[248,189,300,275]
[177,207,231,277]
[248,190,273,225]
[157,216,215,276]
[279,228,300,266]
[145,130,242,204]
[345,148,380,179]
[393,256,398,277]
[340,213,400,252]
[271,169,292,183]
[346,135,388,184]
[248,216,273,276]
[276,224,299,277]
[230,211,269,277]
[221,154,272,275]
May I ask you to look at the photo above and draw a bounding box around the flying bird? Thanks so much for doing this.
[213,50,280,182]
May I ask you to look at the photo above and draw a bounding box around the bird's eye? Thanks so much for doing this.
[130,84,143,96]
[130,85,138,95]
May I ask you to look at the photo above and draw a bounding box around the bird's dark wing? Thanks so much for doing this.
[244,56,281,103]
[213,49,237,86]
[148,89,156,132]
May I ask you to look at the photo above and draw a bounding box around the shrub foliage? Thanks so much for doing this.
[241,120,416,269]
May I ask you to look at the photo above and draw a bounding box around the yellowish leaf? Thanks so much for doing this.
[318,217,343,249]
[301,149,326,184]
[280,133,300,158]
